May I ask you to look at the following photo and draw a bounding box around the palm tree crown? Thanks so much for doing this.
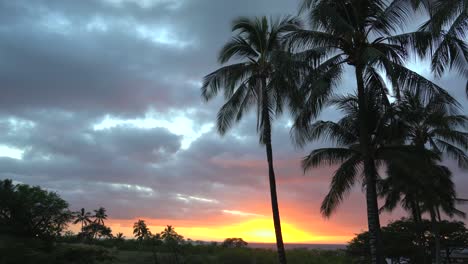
[93,207,108,226]
[299,88,421,216]
[73,208,92,232]
[202,16,302,138]
[396,90,468,167]
[133,219,151,241]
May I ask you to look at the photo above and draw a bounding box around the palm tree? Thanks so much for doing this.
[381,159,465,262]
[295,87,428,263]
[379,90,467,263]
[73,208,92,232]
[416,0,468,94]
[201,16,302,264]
[160,225,183,243]
[93,207,108,226]
[115,232,125,241]
[288,1,454,262]
[396,90,468,168]
[133,219,151,242]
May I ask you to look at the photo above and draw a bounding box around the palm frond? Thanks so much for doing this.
[321,155,362,217]
[369,0,416,35]
[218,36,259,64]
[216,79,252,135]
[384,31,435,59]
[201,63,253,101]
[434,139,468,168]
[302,147,358,171]
[431,34,468,78]
[285,30,341,51]
[385,61,457,106]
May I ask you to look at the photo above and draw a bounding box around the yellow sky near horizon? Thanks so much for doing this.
[70,217,353,244]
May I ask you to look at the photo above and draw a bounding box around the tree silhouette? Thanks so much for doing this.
[160,225,184,264]
[288,1,455,262]
[222,238,248,248]
[0,179,73,240]
[417,0,468,92]
[82,222,112,240]
[379,89,467,263]
[115,232,125,241]
[93,207,108,226]
[295,87,430,263]
[133,219,151,242]
[160,225,183,243]
[73,208,92,232]
[201,16,302,264]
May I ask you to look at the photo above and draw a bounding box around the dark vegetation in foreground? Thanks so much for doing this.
[2,179,468,263]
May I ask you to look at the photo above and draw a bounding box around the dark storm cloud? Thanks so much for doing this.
[0,0,299,117]
[0,0,466,231]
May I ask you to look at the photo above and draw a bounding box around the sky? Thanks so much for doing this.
[0,0,466,244]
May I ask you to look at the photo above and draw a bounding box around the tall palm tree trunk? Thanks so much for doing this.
[262,79,287,264]
[430,207,441,264]
[355,65,385,264]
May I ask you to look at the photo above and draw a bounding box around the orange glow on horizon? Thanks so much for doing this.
[70,217,352,244]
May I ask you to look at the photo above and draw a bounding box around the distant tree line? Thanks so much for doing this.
[0,178,254,264]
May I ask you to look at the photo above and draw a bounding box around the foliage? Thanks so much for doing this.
[0,179,73,240]
[93,207,108,226]
[161,225,184,244]
[347,218,468,263]
[133,219,152,242]
[0,235,113,264]
[80,222,113,240]
[221,238,248,248]
[73,208,93,232]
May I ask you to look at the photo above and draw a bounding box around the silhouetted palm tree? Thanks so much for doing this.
[73,208,92,232]
[160,225,183,243]
[417,0,468,92]
[201,16,302,264]
[115,232,125,241]
[288,1,454,262]
[379,90,467,263]
[93,207,107,226]
[133,219,151,242]
[295,86,428,263]
[397,90,468,168]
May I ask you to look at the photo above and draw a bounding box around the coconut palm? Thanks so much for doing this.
[382,160,465,264]
[296,85,430,263]
[160,225,183,243]
[133,219,151,242]
[417,0,468,91]
[82,222,112,240]
[93,207,108,226]
[73,208,93,232]
[288,1,455,262]
[115,232,125,241]
[396,90,468,168]
[201,16,302,264]
[379,90,467,263]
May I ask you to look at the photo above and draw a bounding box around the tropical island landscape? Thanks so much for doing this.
[0,0,467,263]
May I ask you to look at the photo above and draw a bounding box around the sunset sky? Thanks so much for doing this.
[0,0,467,244]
